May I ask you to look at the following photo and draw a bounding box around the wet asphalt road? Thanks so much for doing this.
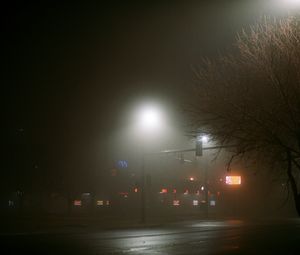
[1,219,300,255]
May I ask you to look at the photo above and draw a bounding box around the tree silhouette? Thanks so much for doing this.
[188,16,300,216]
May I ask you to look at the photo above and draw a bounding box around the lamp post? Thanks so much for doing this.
[135,103,164,224]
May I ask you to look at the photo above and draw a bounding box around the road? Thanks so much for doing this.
[1,219,300,254]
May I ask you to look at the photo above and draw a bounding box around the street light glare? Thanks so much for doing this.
[136,104,164,132]
[279,0,300,7]
[197,134,209,143]
[284,0,300,4]
[201,135,209,143]
[140,107,160,127]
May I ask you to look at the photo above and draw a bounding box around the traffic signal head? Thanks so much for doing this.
[196,139,203,156]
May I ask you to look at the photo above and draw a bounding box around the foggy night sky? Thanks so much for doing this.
[1,0,285,189]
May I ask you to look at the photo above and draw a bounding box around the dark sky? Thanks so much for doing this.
[1,0,281,190]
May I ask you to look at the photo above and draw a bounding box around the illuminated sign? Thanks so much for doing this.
[160,188,168,194]
[210,200,216,206]
[193,200,199,206]
[117,160,128,169]
[74,200,82,206]
[225,176,241,185]
[97,200,104,206]
[173,200,180,206]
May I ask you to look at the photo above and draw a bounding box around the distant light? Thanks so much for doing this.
[117,160,128,169]
[173,189,177,193]
[201,135,209,143]
[160,188,168,194]
[106,200,110,206]
[74,200,82,206]
[201,186,205,191]
[119,192,129,197]
[189,177,195,181]
[184,189,189,195]
[193,200,199,206]
[173,200,180,206]
[134,188,138,193]
[97,200,104,206]
[210,200,216,206]
[225,176,242,185]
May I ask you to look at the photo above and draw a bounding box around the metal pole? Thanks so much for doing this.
[141,153,146,224]
[205,167,209,218]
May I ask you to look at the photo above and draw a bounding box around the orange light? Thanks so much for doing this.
[225,176,241,185]
[189,177,195,181]
[97,200,104,206]
[134,188,138,193]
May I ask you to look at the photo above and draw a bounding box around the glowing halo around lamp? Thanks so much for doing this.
[135,103,164,133]
[279,0,300,7]
[284,0,300,5]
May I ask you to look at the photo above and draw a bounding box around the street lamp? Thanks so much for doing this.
[135,103,165,223]
[136,104,164,135]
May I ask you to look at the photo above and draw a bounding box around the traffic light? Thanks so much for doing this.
[196,139,203,156]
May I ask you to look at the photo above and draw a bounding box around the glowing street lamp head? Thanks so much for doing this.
[136,103,164,132]
[201,135,209,143]
[140,107,160,127]
[197,134,209,143]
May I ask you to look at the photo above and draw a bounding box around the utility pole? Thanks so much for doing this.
[204,163,209,218]
[141,153,146,224]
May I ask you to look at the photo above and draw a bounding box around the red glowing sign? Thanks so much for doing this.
[160,188,168,194]
[74,200,82,206]
[225,176,241,185]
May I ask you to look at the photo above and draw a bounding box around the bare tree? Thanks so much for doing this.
[188,16,300,216]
